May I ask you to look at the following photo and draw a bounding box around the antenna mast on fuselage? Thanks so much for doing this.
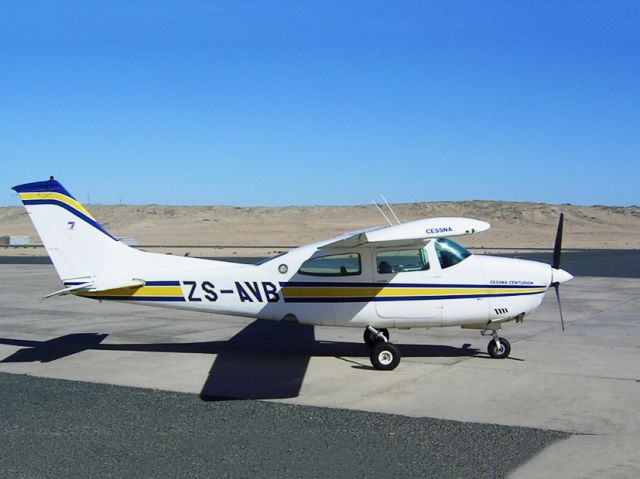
[380,193,401,225]
[372,194,401,226]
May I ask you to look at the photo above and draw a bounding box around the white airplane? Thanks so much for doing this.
[13,178,573,370]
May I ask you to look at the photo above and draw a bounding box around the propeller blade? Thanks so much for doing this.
[554,283,565,332]
[552,213,567,331]
[553,213,564,269]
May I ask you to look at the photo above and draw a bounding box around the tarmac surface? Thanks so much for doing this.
[0,251,639,477]
[0,374,567,478]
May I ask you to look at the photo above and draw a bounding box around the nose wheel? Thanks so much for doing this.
[487,332,511,359]
[364,326,400,370]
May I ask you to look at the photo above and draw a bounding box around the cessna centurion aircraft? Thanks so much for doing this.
[13,178,573,370]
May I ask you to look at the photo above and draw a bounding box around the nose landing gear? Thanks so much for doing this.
[364,326,400,370]
[484,329,511,359]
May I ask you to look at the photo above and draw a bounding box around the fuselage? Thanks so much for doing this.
[74,239,555,330]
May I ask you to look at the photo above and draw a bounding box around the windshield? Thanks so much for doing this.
[434,238,471,269]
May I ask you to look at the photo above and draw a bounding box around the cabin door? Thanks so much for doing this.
[373,247,443,326]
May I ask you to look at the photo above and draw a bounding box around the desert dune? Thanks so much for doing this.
[1,201,638,257]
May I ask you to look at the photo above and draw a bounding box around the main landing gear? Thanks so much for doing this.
[364,326,400,370]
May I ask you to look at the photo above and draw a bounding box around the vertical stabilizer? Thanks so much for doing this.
[12,178,136,283]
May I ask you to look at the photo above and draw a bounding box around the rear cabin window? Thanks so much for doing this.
[434,238,471,269]
[376,249,429,274]
[298,253,361,276]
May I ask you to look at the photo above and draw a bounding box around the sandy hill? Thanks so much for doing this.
[1,201,638,254]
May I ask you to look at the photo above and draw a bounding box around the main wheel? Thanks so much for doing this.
[487,337,511,359]
[363,328,390,348]
[370,342,401,370]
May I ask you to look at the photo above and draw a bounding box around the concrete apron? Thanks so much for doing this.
[0,265,638,478]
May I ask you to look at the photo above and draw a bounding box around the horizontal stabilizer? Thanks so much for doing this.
[44,279,146,299]
[43,282,95,299]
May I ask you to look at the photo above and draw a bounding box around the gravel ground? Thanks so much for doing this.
[0,373,569,478]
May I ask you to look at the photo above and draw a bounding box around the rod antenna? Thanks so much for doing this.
[380,193,401,224]
[372,200,393,226]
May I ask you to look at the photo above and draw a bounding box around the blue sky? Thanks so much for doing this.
[1,1,638,206]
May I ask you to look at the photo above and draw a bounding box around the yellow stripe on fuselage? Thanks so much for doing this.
[282,286,546,299]
[283,287,383,298]
[75,286,183,298]
[19,192,95,220]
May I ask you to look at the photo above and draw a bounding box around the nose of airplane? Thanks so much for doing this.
[552,268,573,285]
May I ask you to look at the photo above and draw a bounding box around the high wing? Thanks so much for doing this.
[317,217,490,250]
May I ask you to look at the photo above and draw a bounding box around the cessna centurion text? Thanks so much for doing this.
[13,178,573,370]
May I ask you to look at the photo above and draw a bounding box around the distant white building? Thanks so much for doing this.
[0,235,31,246]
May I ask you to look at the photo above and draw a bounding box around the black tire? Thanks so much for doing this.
[488,337,511,359]
[363,328,390,348]
[370,342,401,370]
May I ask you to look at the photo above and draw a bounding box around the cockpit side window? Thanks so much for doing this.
[434,238,471,269]
[376,249,429,274]
[298,253,361,276]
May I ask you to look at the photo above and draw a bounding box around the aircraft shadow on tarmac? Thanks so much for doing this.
[0,320,481,400]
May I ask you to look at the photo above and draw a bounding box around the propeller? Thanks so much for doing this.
[552,213,565,331]
[554,283,565,332]
[553,213,563,270]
